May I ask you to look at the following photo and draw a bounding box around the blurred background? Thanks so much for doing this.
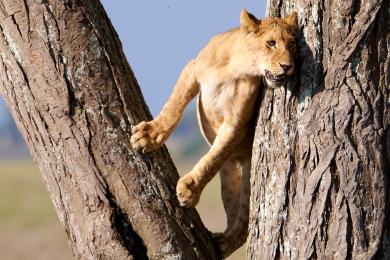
[0,1,265,259]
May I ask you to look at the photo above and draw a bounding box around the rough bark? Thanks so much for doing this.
[248,0,389,259]
[0,0,219,259]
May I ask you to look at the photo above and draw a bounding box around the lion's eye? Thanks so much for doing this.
[267,40,276,47]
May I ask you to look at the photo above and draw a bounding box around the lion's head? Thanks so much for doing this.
[240,10,298,88]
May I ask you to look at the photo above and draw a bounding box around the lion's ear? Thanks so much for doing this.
[286,11,298,28]
[240,9,260,33]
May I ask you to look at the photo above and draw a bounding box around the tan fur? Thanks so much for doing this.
[131,10,298,257]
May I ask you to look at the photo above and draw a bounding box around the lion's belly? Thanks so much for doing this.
[196,81,235,145]
[197,93,216,145]
[196,80,257,156]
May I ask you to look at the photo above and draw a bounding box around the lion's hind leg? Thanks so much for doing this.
[215,158,250,258]
[219,158,243,230]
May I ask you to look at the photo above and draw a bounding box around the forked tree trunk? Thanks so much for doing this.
[2,0,389,259]
[248,0,389,259]
[0,0,218,259]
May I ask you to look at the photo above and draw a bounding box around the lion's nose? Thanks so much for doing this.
[280,63,293,72]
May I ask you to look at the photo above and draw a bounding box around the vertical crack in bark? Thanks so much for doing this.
[349,0,361,30]
[9,12,22,38]
[21,0,30,38]
[345,201,354,259]
[62,60,77,117]
[109,195,149,260]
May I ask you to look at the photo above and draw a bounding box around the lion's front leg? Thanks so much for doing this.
[131,60,199,152]
[176,123,246,207]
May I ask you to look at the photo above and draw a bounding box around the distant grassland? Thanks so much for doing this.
[0,160,245,260]
[0,161,72,259]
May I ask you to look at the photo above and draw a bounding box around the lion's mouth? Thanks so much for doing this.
[265,70,286,83]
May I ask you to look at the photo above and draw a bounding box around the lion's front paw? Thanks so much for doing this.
[176,174,201,208]
[130,120,168,152]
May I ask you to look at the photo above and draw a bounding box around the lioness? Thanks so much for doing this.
[131,10,298,257]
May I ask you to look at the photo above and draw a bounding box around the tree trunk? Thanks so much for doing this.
[0,0,218,259]
[249,0,389,259]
